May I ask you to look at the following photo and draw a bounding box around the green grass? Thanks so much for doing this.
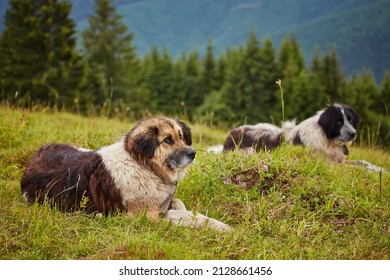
[1,106,389,259]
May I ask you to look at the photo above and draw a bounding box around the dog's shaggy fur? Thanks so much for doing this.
[223,104,360,162]
[21,117,230,232]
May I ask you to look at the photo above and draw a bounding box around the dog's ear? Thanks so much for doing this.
[177,119,192,146]
[342,104,361,128]
[318,105,342,139]
[128,126,158,159]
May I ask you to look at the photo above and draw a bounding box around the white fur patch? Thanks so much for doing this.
[339,107,357,141]
[285,113,327,149]
[207,145,224,153]
[74,147,92,152]
[282,110,347,162]
[97,141,173,209]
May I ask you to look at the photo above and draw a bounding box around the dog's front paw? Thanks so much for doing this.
[204,215,231,232]
[170,198,187,211]
[166,210,231,232]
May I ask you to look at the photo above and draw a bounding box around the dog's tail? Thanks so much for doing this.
[282,119,297,141]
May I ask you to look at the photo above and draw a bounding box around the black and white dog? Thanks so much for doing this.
[223,103,360,162]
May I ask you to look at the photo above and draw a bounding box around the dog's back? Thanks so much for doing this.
[21,144,101,211]
[223,124,282,152]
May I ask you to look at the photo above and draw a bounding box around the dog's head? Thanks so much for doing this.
[125,117,195,183]
[318,103,360,144]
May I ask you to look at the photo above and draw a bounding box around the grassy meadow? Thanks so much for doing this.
[0,106,389,259]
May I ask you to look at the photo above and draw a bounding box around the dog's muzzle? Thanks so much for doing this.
[340,129,357,142]
[339,120,357,142]
[167,147,196,169]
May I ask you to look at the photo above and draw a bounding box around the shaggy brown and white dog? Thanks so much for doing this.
[21,117,230,232]
[223,103,360,163]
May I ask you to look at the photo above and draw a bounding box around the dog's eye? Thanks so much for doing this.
[337,120,343,127]
[164,137,174,145]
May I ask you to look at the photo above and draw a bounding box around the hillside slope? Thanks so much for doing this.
[0,107,389,259]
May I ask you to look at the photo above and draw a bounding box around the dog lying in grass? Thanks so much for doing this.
[219,103,387,172]
[223,103,360,163]
[21,117,230,232]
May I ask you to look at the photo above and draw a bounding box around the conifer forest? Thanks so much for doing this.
[0,0,389,147]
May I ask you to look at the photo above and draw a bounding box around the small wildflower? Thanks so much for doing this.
[224,178,232,184]
[261,164,269,172]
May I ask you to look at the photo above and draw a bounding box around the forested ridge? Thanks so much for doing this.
[0,0,389,147]
[2,0,385,82]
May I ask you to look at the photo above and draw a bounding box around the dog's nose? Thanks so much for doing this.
[349,132,356,138]
[186,148,196,160]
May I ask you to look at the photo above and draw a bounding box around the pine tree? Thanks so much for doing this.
[288,35,305,72]
[156,48,174,114]
[0,0,84,108]
[197,39,217,107]
[82,0,140,111]
[378,71,390,115]
[183,50,201,120]
[345,70,379,145]
[260,38,279,120]
[141,47,175,115]
[277,35,305,77]
[307,50,327,112]
[345,70,378,116]
[240,31,265,123]
[277,35,306,119]
[319,48,346,102]
[214,54,226,91]
[288,69,313,120]
[219,48,246,124]
[170,57,187,117]
[0,0,36,102]
[377,71,390,146]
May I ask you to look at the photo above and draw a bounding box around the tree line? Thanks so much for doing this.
[0,0,389,146]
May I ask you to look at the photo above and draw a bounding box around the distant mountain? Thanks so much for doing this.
[1,0,389,82]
